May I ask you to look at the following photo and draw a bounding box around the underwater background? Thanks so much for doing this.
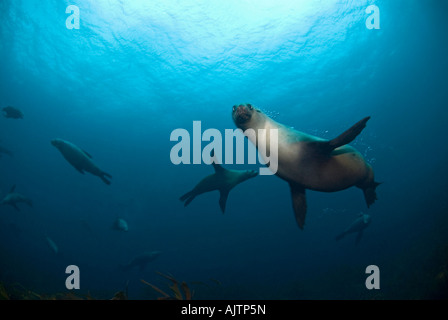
[1,0,447,300]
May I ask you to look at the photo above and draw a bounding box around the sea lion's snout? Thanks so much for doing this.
[51,139,61,147]
[51,139,66,150]
[232,103,254,125]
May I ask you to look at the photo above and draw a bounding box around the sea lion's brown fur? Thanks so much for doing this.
[232,103,380,229]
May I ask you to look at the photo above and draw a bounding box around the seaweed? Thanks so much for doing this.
[141,271,193,300]
[0,281,127,300]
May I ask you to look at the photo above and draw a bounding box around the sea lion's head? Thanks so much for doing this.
[232,103,258,128]
[51,138,64,149]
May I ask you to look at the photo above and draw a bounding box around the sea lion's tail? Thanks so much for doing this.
[363,181,381,207]
[100,172,112,185]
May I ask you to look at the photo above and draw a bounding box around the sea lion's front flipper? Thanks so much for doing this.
[307,117,370,155]
[212,161,226,174]
[210,150,226,174]
[289,182,307,229]
[82,149,93,159]
[10,185,16,193]
[329,116,370,150]
[219,189,230,213]
[12,204,20,212]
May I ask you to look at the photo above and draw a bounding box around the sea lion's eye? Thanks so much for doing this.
[248,104,253,110]
[232,105,236,112]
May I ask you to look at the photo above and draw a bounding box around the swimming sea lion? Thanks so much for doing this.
[1,185,33,211]
[335,212,371,245]
[112,218,129,232]
[51,138,112,185]
[2,106,24,119]
[121,251,161,272]
[232,103,380,229]
[180,152,258,213]
[45,236,59,254]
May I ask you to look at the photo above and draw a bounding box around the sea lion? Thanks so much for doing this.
[232,103,380,229]
[45,236,59,254]
[335,212,371,245]
[1,185,33,211]
[2,106,24,119]
[51,138,112,185]
[112,218,129,232]
[180,152,258,213]
[121,251,161,272]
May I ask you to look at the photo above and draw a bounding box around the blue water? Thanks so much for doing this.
[1,0,448,300]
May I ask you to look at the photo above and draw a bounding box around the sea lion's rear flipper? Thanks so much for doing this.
[180,190,193,202]
[363,181,381,207]
[289,182,307,229]
[100,172,112,185]
[219,190,230,213]
[355,230,364,245]
[180,190,196,207]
